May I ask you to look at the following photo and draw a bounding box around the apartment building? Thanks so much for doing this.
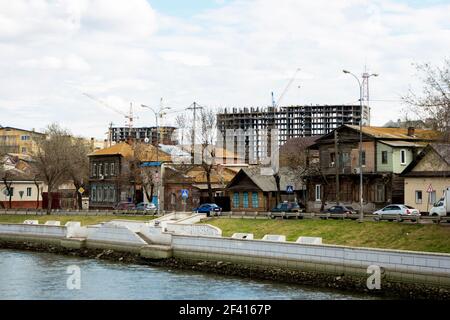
[0,126,44,155]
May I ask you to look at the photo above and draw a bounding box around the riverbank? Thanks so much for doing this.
[0,214,155,225]
[203,218,450,253]
[1,239,449,300]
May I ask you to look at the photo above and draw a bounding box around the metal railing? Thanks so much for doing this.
[0,208,449,224]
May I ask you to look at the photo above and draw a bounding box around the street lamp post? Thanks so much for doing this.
[343,70,378,223]
[141,101,171,215]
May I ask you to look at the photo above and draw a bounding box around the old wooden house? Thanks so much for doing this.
[306,125,440,212]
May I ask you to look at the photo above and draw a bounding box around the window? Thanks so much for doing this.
[252,192,259,208]
[415,191,423,204]
[233,192,240,208]
[361,151,366,166]
[375,184,385,202]
[92,164,97,177]
[243,192,249,208]
[21,147,27,153]
[99,164,103,177]
[429,191,436,204]
[6,187,14,197]
[97,187,102,202]
[342,152,350,166]
[400,149,406,165]
[104,163,109,177]
[21,135,30,141]
[381,151,388,164]
[110,163,115,176]
[26,187,32,197]
[91,186,96,201]
[329,152,336,167]
[315,185,321,201]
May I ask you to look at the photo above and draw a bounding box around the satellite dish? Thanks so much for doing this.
[144,137,150,143]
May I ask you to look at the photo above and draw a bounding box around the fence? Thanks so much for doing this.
[0,208,449,224]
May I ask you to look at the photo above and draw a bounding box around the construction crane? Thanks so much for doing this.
[272,68,301,107]
[83,93,138,141]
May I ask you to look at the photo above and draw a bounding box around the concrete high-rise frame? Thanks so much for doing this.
[217,104,369,163]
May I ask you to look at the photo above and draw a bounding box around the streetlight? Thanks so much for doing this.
[343,70,378,223]
[141,101,171,215]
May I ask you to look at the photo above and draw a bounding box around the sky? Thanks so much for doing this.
[0,0,449,140]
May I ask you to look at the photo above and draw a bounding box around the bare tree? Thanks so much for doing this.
[33,123,73,214]
[66,137,90,209]
[402,60,450,141]
[131,142,157,204]
[0,171,13,209]
[198,108,217,203]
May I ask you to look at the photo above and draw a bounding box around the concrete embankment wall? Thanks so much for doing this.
[1,221,450,289]
[171,234,450,288]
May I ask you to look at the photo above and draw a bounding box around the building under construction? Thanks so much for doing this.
[109,126,177,146]
[217,105,369,163]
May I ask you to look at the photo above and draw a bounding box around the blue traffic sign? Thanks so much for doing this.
[286,185,294,193]
[181,189,189,199]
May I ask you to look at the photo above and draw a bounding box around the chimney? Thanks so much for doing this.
[407,127,415,137]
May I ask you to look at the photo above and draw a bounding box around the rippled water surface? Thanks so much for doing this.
[0,249,377,300]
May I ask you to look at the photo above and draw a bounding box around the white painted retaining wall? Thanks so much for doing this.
[165,223,222,237]
[171,235,450,286]
[0,223,67,238]
[140,225,172,245]
[87,223,147,246]
[174,214,205,225]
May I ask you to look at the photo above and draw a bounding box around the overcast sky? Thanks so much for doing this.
[1,0,449,140]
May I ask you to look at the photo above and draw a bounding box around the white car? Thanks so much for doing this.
[373,204,420,221]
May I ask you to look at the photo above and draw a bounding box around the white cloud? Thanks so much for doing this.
[0,0,449,138]
[160,51,211,67]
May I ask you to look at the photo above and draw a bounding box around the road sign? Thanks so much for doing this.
[426,184,434,193]
[286,185,294,193]
[78,187,85,194]
[181,189,189,199]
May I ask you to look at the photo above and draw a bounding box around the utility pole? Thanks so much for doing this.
[343,69,378,223]
[334,130,340,205]
[187,102,203,163]
[141,100,170,215]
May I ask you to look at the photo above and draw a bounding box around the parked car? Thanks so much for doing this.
[134,202,157,214]
[323,205,357,214]
[193,203,222,216]
[270,201,304,219]
[113,202,136,210]
[373,204,420,221]
[323,205,358,220]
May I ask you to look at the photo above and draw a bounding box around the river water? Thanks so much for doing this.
[0,249,377,300]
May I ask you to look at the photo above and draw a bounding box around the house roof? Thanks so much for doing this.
[88,142,133,157]
[378,140,428,148]
[401,143,450,177]
[88,142,171,161]
[227,166,303,192]
[345,125,440,140]
[432,143,450,165]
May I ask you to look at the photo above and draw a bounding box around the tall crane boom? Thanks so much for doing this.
[83,92,138,139]
[83,93,138,129]
[275,68,301,107]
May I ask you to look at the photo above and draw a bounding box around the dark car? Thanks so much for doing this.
[270,202,304,219]
[323,205,357,215]
[114,202,136,210]
[193,203,222,216]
